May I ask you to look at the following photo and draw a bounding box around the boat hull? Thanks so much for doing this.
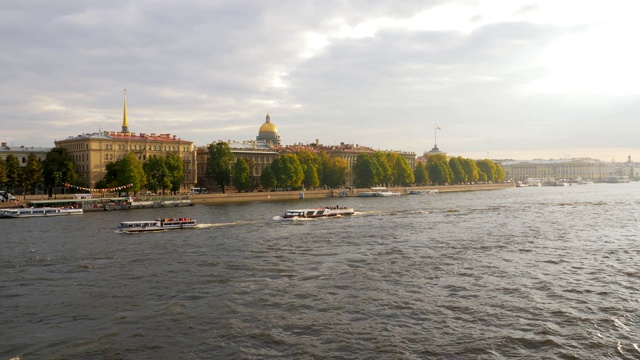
[118,218,197,233]
[0,207,84,218]
[281,207,355,219]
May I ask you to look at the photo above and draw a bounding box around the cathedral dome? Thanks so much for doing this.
[256,113,281,147]
[259,113,278,136]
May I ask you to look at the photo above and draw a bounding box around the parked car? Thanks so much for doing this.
[0,191,16,202]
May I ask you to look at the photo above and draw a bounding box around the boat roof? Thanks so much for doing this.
[30,197,129,205]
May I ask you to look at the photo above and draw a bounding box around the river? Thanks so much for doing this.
[1,182,639,359]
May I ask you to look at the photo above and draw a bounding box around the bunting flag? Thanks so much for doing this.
[435,124,442,131]
[64,183,133,193]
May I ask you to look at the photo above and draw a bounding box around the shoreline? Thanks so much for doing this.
[9,183,514,208]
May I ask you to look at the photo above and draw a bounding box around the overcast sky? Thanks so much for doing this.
[1,0,639,161]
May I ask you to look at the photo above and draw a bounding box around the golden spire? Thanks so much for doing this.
[122,89,129,133]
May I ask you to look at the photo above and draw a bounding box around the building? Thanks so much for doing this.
[196,140,278,190]
[256,113,281,147]
[0,142,51,165]
[54,92,197,190]
[499,158,617,182]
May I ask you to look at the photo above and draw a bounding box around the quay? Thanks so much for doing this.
[8,183,513,208]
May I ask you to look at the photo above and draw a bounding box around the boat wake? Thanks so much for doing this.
[272,216,316,221]
[196,221,256,228]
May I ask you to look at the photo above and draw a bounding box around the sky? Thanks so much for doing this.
[1,0,639,162]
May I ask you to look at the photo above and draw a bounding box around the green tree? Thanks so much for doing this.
[259,166,276,190]
[270,154,304,190]
[413,162,429,185]
[322,157,348,189]
[390,154,414,186]
[449,157,466,184]
[42,147,81,188]
[143,155,171,194]
[114,153,146,194]
[164,152,184,194]
[22,153,44,193]
[461,158,480,183]
[0,157,7,187]
[354,154,381,188]
[232,158,251,192]
[96,161,118,189]
[427,154,453,185]
[373,152,392,186]
[296,150,320,190]
[476,159,506,183]
[302,164,320,190]
[4,154,21,189]
[206,141,233,193]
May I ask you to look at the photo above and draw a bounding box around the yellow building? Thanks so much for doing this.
[54,92,197,190]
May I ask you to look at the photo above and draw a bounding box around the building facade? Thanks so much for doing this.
[54,92,197,189]
[196,140,279,189]
[500,158,617,182]
[1,142,51,166]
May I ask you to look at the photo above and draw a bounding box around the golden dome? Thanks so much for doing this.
[259,113,278,135]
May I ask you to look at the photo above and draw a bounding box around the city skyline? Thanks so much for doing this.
[1,1,639,162]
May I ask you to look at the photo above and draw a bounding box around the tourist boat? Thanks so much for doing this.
[0,207,84,218]
[281,207,355,219]
[359,187,401,197]
[118,217,197,233]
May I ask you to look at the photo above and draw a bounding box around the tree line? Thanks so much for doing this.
[204,141,506,193]
[205,142,349,192]
[1,144,506,196]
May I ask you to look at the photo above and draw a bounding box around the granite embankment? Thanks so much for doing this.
[188,183,514,204]
[10,183,514,207]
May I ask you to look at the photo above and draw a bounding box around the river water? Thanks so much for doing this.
[1,183,639,359]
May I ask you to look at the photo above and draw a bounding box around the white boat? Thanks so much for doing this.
[359,187,401,197]
[0,207,84,218]
[281,207,355,219]
[118,217,197,233]
[408,189,438,195]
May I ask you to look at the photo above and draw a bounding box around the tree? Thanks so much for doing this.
[259,166,276,190]
[4,154,21,189]
[206,141,233,193]
[373,152,392,187]
[0,157,6,188]
[164,153,184,194]
[322,157,348,189]
[449,157,466,184]
[476,159,506,183]
[232,158,251,192]
[390,154,414,186]
[270,154,304,190]
[461,158,480,183]
[42,147,81,188]
[143,155,171,194]
[96,161,118,189]
[114,153,146,194]
[427,154,453,185]
[354,154,381,188]
[296,150,320,190]
[414,162,429,185]
[22,153,43,193]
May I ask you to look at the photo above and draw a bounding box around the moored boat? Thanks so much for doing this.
[359,187,401,197]
[0,207,83,218]
[280,206,355,219]
[118,217,197,233]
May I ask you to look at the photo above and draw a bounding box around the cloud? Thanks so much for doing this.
[0,0,638,161]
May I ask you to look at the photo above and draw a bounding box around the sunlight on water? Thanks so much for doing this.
[1,183,639,359]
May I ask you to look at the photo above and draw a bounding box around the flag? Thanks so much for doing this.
[435,124,442,131]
